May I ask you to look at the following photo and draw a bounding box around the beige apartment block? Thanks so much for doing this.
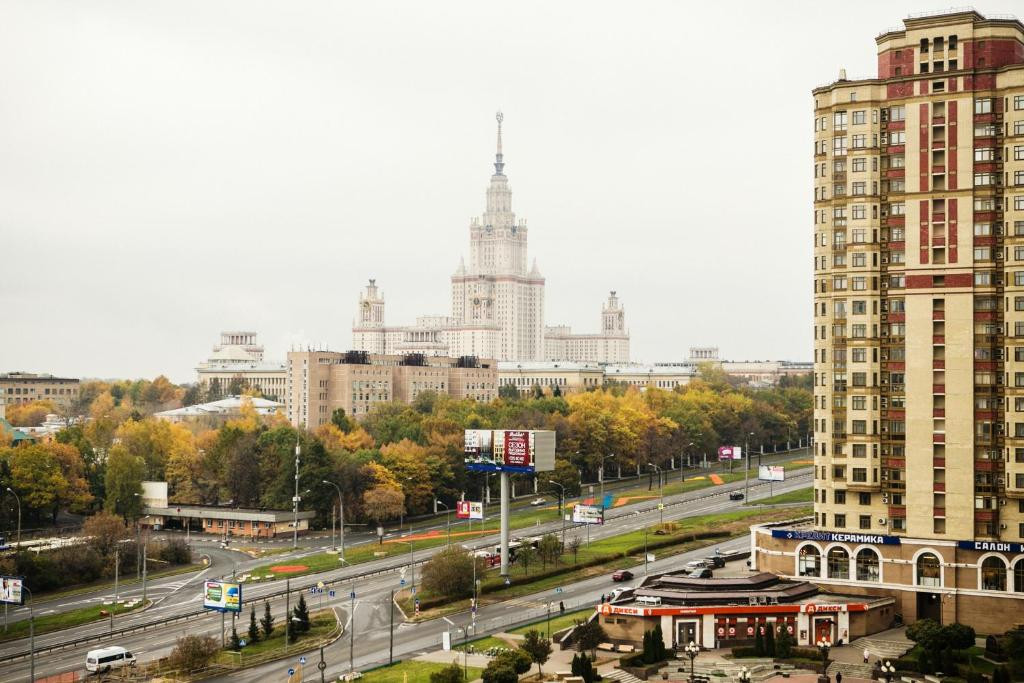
[0,372,80,407]
[756,9,1024,632]
[286,350,497,428]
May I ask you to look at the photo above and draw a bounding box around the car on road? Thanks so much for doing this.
[688,568,714,579]
[86,646,136,673]
[684,559,708,571]
[529,498,546,506]
[610,586,630,599]
[728,492,745,501]
[611,569,634,582]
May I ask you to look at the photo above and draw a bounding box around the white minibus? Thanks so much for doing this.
[86,646,136,673]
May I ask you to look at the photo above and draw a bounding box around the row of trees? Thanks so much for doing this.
[1,367,810,531]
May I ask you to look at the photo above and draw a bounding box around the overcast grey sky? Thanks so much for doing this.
[3,1,1021,383]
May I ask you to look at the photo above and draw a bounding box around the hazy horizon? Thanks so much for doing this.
[3,1,1021,384]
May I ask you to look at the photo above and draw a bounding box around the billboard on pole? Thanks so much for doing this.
[717,446,743,461]
[572,504,605,525]
[0,576,24,605]
[203,580,242,612]
[758,465,785,482]
[465,430,555,473]
[456,501,484,519]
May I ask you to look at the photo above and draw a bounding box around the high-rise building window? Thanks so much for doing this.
[975,98,993,114]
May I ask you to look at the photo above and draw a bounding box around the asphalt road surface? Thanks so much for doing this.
[1,468,811,682]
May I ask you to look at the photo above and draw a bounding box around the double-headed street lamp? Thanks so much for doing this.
[738,666,751,683]
[598,454,615,504]
[5,487,20,548]
[684,640,700,683]
[393,541,416,595]
[743,431,755,500]
[321,480,345,562]
[880,660,896,683]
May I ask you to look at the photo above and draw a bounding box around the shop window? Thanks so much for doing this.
[798,545,821,577]
[827,547,850,579]
[981,556,1007,591]
[856,548,880,582]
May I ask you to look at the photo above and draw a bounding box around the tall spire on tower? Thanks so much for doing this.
[494,110,505,175]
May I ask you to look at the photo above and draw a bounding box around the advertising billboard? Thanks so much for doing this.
[456,501,484,520]
[0,576,24,605]
[717,446,742,461]
[203,580,242,612]
[758,465,785,482]
[465,430,555,473]
[572,504,605,525]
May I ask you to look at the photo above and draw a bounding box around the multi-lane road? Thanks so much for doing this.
[1,461,812,682]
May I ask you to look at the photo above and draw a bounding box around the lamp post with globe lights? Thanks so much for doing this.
[684,640,700,683]
[738,666,752,683]
[880,660,896,683]
[816,637,832,683]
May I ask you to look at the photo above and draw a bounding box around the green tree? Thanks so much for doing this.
[331,408,354,433]
[574,619,607,658]
[292,593,311,636]
[775,624,794,659]
[168,634,219,672]
[538,533,561,569]
[228,626,241,651]
[498,383,520,400]
[422,546,477,598]
[494,649,531,675]
[103,445,144,519]
[261,601,274,639]
[532,384,544,399]
[430,660,465,683]
[520,629,552,677]
[754,625,765,656]
[567,535,582,564]
[764,622,776,657]
[206,377,223,402]
[516,544,537,575]
[248,606,260,643]
[481,662,517,683]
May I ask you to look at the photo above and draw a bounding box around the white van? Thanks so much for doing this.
[86,646,136,673]
[635,595,662,606]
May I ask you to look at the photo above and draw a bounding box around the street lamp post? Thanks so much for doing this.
[22,585,34,683]
[548,480,566,549]
[5,488,20,548]
[598,454,615,504]
[321,480,345,562]
[684,640,699,683]
[816,638,832,683]
[744,432,754,501]
[880,660,896,683]
[435,500,451,546]
[293,441,301,550]
[395,541,416,595]
[648,464,664,526]
[738,666,751,683]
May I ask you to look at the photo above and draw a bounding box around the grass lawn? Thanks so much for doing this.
[359,659,483,682]
[454,635,512,651]
[213,610,338,665]
[746,487,813,505]
[507,608,593,636]
[32,562,202,605]
[0,599,149,643]
[401,505,812,619]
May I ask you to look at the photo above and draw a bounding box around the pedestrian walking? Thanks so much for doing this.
[836,672,843,683]
[559,601,565,614]
[863,648,870,664]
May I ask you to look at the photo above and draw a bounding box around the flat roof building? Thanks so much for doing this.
[0,372,79,407]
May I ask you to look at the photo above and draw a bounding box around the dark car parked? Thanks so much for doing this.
[688,568,714,579]
[704,556,725,569]
[612,569,634,582]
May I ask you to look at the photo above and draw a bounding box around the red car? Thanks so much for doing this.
[612,569,634,582]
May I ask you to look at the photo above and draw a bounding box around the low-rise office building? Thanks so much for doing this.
[0,372,80,407]
[596,568,893,650]
[498,361,605,395]
[154,395,284,424]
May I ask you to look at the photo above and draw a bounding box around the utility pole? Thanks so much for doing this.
[142,539,147,605]
[548,480,565,549]
[285,578,291,654]
[744,432,754,501]
[500,471,511,577]
[389,589,395,664]
[24,585,33,683]
[349,583,356,674]
[5,488,21,548]
[293,440,301,550]
[110,547,119,635]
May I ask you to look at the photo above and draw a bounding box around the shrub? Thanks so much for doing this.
[169,634,219,672]
[481,662,517,683]
[764,624,776,657]
[494,649,531,675]
[156,538,192,565]
[421,546,478,598]
[430,660,465,683]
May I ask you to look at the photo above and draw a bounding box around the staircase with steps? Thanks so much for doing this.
[659,658,812,682]
[603,669,645,683]
[827,660,877,680]
[849,633,913,661]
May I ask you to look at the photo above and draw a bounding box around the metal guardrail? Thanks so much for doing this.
[0,467,812,665]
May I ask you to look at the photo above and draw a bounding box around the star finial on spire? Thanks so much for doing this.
[494,110,505,175]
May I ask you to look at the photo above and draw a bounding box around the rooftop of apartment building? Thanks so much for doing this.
[0,371,79,382]
[289,349,493,369]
